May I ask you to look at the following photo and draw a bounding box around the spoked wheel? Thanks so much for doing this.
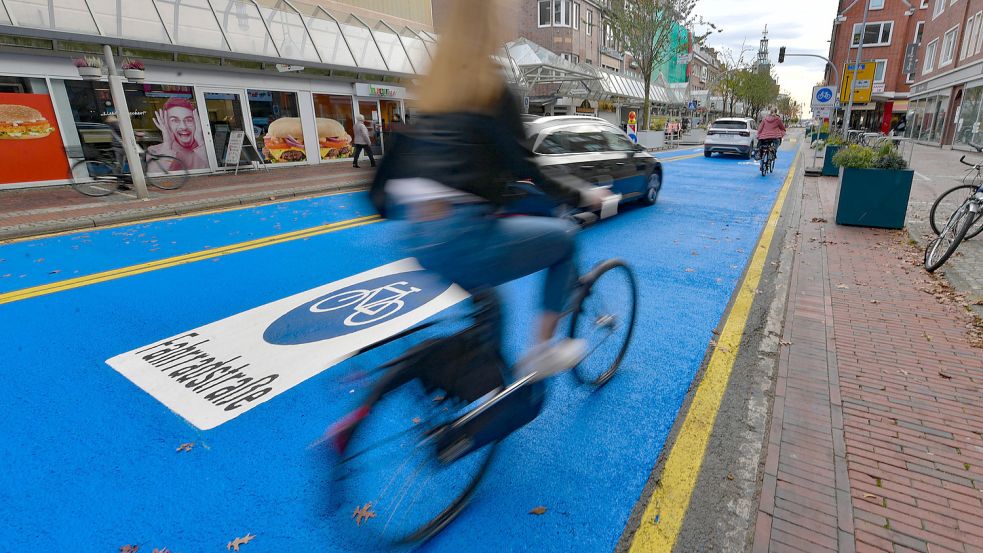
[330,377,498,547]
[930,185,983,239]
[70,160,118,197]
[144,155,189,190]
[925,204,974,272]
[568,259,638,386]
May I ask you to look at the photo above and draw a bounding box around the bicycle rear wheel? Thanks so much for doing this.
[930,185,983,239]
[70,160,118,197]
[568,259,637,386]
[330,368,498,546]
[925,204,974,272]
[144,155,189,190]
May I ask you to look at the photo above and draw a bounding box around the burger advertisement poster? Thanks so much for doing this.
[261,117,352,163]
[0,92,70,185]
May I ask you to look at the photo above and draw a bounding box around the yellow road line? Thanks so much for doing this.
[628,149,801,553]
[0,215,380,305]
[661,153,703,162]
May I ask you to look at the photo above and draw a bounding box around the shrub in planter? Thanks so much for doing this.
[831,143,913,229]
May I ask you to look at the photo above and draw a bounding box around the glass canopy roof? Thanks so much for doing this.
[0,0,436,75]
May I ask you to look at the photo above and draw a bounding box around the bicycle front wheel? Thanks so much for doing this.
[330,374,497,546]
[925,204,974,272]
[568,259,637,386]
[70,160,118,197]
[930,185,983,239]
[144,155,189,190]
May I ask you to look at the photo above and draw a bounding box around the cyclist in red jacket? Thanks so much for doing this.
[756,108,787,160]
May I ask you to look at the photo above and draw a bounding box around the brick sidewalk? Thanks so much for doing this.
[0,163,373,241]
[754,172,983,552]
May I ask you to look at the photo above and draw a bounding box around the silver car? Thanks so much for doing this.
[704,117,758,159]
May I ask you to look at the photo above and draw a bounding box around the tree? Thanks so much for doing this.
[731,69,779,118]
[711,44,754,116]
[777,94,801,121]
[602,0,719,129]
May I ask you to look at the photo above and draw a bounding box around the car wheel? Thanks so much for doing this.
[640,172,661,206]
[704,150,712,158]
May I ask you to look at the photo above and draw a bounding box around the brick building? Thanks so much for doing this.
[826,0,927,134]
[908,0,983,148]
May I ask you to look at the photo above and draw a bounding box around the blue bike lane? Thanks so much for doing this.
[0,146,797,552]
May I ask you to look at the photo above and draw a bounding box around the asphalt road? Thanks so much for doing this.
[0,143,799,552]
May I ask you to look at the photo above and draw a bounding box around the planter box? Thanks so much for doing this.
[637,130,665,149]
[123,69,145,81]
[77,66,102,79]
[835,167,914,229]
[822,145,841,176]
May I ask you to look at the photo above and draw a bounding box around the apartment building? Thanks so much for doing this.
[827,0,927,133]
[907,0,983,148]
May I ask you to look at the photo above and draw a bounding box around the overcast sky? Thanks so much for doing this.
[692,0,841,114]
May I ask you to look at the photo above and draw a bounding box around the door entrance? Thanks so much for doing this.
[357,99,383,156]
[200,90,257,169]
[379,99,403,153]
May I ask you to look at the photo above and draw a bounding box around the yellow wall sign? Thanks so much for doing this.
[840,62,876,104]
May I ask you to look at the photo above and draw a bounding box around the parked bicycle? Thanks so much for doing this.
[925,145,983,272]
[69,147,190,196]
[323,220,637,546]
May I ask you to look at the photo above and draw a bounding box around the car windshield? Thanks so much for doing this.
[712,121,749,130]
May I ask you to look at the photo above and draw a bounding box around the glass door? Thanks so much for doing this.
[379,99,403,154]
[198,89,256,170]
[357,99,383,156]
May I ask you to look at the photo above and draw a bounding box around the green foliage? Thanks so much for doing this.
[825,135,845,146]
[831,144,876,169]
[873,144,908,170]
[650,116,668,130]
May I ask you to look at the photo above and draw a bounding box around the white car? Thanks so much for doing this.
[704,118,758,159]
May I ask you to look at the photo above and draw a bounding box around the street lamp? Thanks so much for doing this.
[836,0,916,138]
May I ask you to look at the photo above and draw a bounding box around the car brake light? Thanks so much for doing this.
[739,131,750,137]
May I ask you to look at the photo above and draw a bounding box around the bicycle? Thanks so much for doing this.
[928,144,983,240]
[757,139,778,176]
[323,232,637,546]
[69,147,190,196]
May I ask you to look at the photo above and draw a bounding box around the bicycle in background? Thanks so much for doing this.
[925,144,983,272]
[69,146,190,197]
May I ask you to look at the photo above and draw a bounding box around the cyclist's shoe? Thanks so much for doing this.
[513,338,587,383]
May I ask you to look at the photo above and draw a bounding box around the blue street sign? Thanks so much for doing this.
[688,100,697,110]
[815,88,834,103]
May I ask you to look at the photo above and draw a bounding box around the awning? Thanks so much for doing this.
[0,0,435,76]
[505,37,600,100]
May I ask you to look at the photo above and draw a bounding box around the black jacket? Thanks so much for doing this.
[370,91,586,217]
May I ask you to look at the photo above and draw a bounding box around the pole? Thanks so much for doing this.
[842,0,871,139]
[103,44,149,200]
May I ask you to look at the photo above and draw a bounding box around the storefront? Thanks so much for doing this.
[0,0,426,188]
[906,90,951,145]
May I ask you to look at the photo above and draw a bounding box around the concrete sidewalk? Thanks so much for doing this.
[0,163,373,242]
[752,166,983,553]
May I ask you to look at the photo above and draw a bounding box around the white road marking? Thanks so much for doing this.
[914,171,932,181]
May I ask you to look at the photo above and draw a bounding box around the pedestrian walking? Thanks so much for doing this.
[352,114,375,168]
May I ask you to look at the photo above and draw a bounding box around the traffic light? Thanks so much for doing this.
[778,46,786,63]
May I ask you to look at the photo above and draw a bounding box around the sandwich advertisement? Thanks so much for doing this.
[0,92,70,185]
[260,117,353,163]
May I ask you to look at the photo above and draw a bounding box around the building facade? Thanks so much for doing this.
[0,0,434,189]
[826,0,928,134]
[908,0,983,148]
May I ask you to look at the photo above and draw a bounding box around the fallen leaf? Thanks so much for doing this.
[836,284,849,289]
[811,217,828,223]
[432,395,445,402]
[726,472,735,480]
[49,270,61,275]
[863,493,878,501]
[176,442,194,452]
[939,372,952,380]
[685,268,695,272]
[412,417,421,424]
[353,503,377,526]
[227,533,256,551]
[120,546,138,553]
[779,340,791,346]
[152,549,170,553]
[870,300,879,304]
[529,506,547,515]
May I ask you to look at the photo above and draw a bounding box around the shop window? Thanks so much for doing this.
[0,77,68,185]
[312,94,355,160]
[248,90,306,164]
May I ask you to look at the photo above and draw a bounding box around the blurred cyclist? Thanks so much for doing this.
[756,107,787,160]
[371,0,608,386]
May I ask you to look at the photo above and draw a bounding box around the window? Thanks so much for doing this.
[249,90,304,164]
[940,25,959,66]
[934,0,945,18]
[851,21,893,47]
[573,2,580,29]
[914,21,925,45]
[586,9,592,35]
[312,94,356,161]
[873,59,887,82]
[924,38,938,73]
[920,0,928,6]
[553,0,573,26]
[962,15,976,60]
[974,11,983,55]
[869,0,884,8]
[601,129,636,151]
[560,53,580,63]
[538,0,551,27]
[604,22,615,47]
